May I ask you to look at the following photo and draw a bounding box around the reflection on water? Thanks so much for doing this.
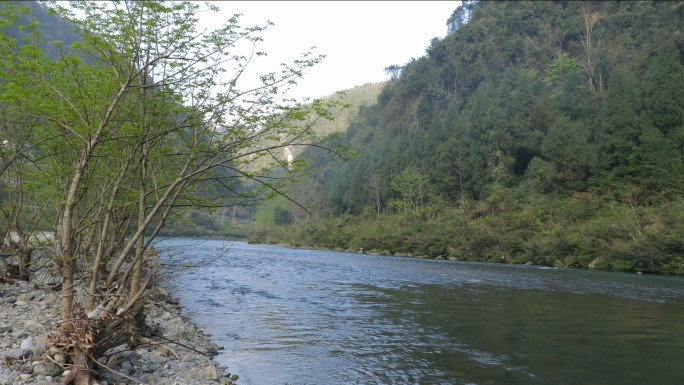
[159,239,684,385]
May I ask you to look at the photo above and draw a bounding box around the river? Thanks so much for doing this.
[158,238,684,385]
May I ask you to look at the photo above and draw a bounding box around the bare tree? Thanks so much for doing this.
[368,173,383,220]
[580,3,603,93]
[1,1,345,383]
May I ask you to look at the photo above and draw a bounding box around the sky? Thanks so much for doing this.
[203,1,460,101]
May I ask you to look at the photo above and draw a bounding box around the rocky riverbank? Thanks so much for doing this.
[0,271,239,385]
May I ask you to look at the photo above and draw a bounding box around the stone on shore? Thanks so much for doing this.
[203,364,219,380]
[1,277,237,385]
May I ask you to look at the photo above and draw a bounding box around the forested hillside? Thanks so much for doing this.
[161,82,384,238]
[250,0,684,275]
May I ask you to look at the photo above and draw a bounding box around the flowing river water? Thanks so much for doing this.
[158,238,684,385]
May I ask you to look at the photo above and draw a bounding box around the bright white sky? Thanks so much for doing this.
[203,1,460,101]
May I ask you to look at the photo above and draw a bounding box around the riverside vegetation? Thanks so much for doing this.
[249,1,684,276]
[0,1,343,384]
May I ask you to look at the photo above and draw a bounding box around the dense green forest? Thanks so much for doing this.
[250,0,684,275]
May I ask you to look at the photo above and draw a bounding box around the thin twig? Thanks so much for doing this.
[144,329,213,357]
[91,353,145,385]
[139,337,181,360]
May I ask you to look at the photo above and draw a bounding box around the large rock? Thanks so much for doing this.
[16,292,36,301]
[25,319,45,333]
[40,294,59,305]
[20,336,47,356]
[19,336,34,349]
[33,362,62,377]
[156,287,170,298]
[120,360,134,371]
[1,347,31,359]
[153,346,170,356]
[147,354,167,365]
[53,352,66,365]
[202,364,219,380]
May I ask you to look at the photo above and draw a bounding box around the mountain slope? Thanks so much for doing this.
[250,0,684,275]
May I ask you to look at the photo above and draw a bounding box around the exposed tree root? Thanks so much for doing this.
[54,306,146,385]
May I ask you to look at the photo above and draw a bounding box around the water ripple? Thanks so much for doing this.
[159,239,684,385]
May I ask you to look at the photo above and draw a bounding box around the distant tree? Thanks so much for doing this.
[578,2,603,93]
[384,64,402,81]
[635,125,683,197]
[274,207,294,225]
[0,3,58,280]
[367,172,383,220]
[390,166,430,218]
[446,0,476,35]
[643,47,684,133]
[544,54,580,99]
[541,116,595,190]
[597,65,643,182]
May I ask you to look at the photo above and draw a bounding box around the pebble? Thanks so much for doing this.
[1,266,238,385]
[1,347,30,359]
[203,364,219,380]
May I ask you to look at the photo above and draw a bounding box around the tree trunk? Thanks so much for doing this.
[60,154,87,331]
[62,345,93,385]
[17,237,31,280]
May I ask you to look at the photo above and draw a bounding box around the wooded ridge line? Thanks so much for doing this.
[248,1,684,276]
